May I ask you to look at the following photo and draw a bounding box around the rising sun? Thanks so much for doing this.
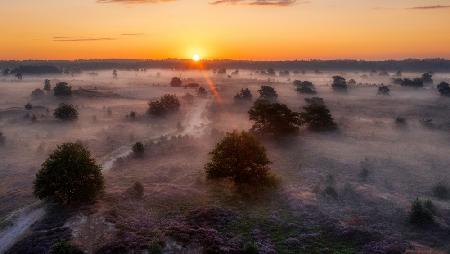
[193,54,201,62]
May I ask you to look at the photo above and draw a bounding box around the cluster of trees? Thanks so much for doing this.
[294,80,316,94]
[392,72,433,88]
[54,82,72,97]
[234,88,253,102]
[437,82,450,96]
[331,76,348,91]
[34,142,104,205]
[54,103,78,121]
[147,94,180,117]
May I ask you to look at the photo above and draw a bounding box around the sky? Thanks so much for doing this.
[0,0,450,60]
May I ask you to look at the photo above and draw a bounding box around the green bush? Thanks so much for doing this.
[34,142,104,205]
[409,198,434,226]
[54,103,78,121]
[249,99,301,136]
[205,131,275,186]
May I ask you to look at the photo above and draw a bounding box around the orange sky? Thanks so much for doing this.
[1,0,450,60]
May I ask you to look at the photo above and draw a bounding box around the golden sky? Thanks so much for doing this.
[1,0,450,60]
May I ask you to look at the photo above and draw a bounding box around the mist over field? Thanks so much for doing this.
[0,67,449,254]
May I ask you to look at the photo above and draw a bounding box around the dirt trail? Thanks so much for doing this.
[0,99,211,253]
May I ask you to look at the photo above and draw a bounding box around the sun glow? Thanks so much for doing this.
[193,54,201,62]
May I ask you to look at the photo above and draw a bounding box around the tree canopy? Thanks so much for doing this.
[258,86,278,101]
[300,97,337,131]
[54,103,78,121]
[34,142,104,205]
[54,82,72,97]
[148,94,180,117]
[294,80,316,94]
[234,88,253,102]
[331,76,348,91]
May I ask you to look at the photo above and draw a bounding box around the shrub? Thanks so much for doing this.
[198,87,208,97]
[54,103,78,121]
[44,79,51,91]
[31,88,45,98]
[54,82,72,96]
[437,82,450,96]
[432,182,449,200]
[234,88,253,102]
[49,240,84,254]
[25,103,33,110]
[409,198,434,226]
[299,97,337,131]
[170,77,182,87]
[422,72,433,83]
[128,111,136,120]
[258,85,278,101]
[132,142,145,157]
[249,99,301,136]
[294,80,316,94]
[205,131,275,186]
[377,85,390,95]
[332,76,348,91]
[34,142,104,205]
[148,94,180,117]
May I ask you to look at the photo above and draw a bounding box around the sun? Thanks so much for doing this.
[192,54,201,62]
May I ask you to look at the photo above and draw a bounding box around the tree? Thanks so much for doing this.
[132,142,145,157]
[437,82,450,96]
[300,97,337,131]
[113,69,118,79]
[54,103,78,121]
[234,88,253,102]
[198,87,208,97]
[422,72,433,83]
[54,82,72,96]
[400,78,423,88]
[0,132,5,145]
[205,131,275,185]
[15,72,23,80]
[31,88,45,98]
[25,103,33,110]
[34,142,104,205]
[331,76,348,91]
[432,182,449,200]
[249,99,301,136]
[409,198,434,226]
[170,77,182,87]
[44,79,51,91]
[377,85,390,95]
[148,94,180,117]
[294,80,316,94]
[258,86,278,101]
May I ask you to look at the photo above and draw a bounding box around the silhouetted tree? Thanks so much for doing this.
[421,72,433,83]
[54,82,72,96]
[54,103,78,121]
[198,87,208,97]
[185,82,199,88]
[400,78,423,88]
[258,85,278,101]
[377,85,390,95]
[294,80,316,94]
[249,99,301,136]
[2,68,10,76]
[148,94,180,117]
[132,142,145,157]
[34,142,104,205]
[15,72,23,80]
[31,88,45,98]
[44,79,51,91]
[409,198,434,226]
[234,88,253,102]
[170,77,182,87]
[205,131,275,186]
[332,76,348,91]
[437,82,450,96]
[113,69,118,79]
[25,103,33,110]
[0,132,5,145]
[432,182,449,200]
[300,97,337,131]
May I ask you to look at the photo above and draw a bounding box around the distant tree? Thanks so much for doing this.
[185,82,199,88]
[400,78,423,88]
[132,142,145,157]
[205,131,275,186]
[113,69,118,79]
[15,72,23,80]
[170,77,182,87]
[258,85,278,101]
[294,80,316,94]
[409,198,434,226]
[331,76,348,91]
[2,68,10,76]
[437,82,450,96]
[395,70,402,77]
[44,79,51,91]
[25,103,33,110]
[54,103,78,121]
[148,94,180,117]
[34,142,104,205]
[128,111,136,120]
[377,85,390,95]
[0,132,5,145]
[54,82,72,96]
[217,68,227,74]
[348,79,357,86]
[432,182,449,200]
[49,240,84,254]
[279,70,289,76]
[234,88,253,102]
[392,78,403,85]
[266,68,276,76]
[300,97,337,131]
[31,88,45,98]
[421,72,433,83]
[249,99,301,136]
[198,87,208,97]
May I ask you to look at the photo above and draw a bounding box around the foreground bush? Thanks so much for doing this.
[54,82,72,96]
[300,97,337,131]
[249,99,301,136]
[205,131,275,186]
[54,103,78,121]
[148,94,180,117]
[409,198,434,226]
[437,82,450,96]
[34,142,104,205]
